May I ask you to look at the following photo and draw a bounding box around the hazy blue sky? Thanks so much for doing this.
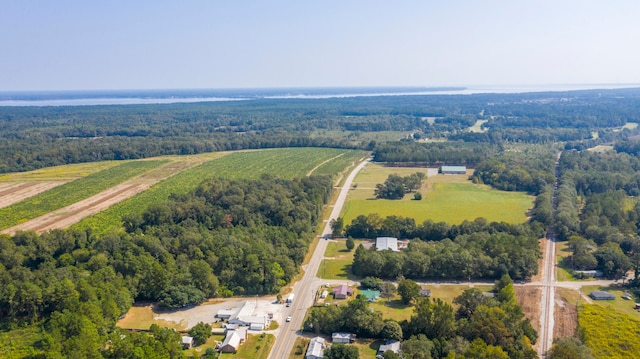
[2,0,639,91]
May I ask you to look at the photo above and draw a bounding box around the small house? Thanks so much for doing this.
[332,285,354,299]
[360,289,381,302]
[305,337,326,359]
[439,166,467,175]
[332,332,355,344]
[377,340,401,358]
[181,336,194,350]
[419,287,431,297]
[376,237,399,252]
[589,291,615,300]
[623,292,632,300]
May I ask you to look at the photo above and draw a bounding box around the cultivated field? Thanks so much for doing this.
[341,162,533,225]
[0,160,167,231]
[0,182,67,209]
[74,148,366,234]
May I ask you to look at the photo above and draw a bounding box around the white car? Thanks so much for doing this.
[286,316,292,322]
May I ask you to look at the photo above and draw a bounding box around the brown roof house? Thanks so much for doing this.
[332,284,354,299]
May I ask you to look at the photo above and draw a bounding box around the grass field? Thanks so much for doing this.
[317,240,368,280]
[341,163,533,225]
[0,160,167,230]
[353,338,380,359]
[579,304,640,359]
[183,334,225,358]
[74,148,363,234]
[219,333,275,359]
[580,285,640,317]
[117,304,187,331]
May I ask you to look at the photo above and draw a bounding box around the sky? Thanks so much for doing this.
[1,0,640,91]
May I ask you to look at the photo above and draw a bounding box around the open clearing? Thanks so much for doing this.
[468,119,489,133]
[554,288,579,339]
[0,181,67,209]
[514,286,542,347]
[117,297,282,331]
[341,163,533,225]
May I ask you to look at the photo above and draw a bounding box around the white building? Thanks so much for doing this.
[376,237,399,252]
[217,301,269,331]
[305,337,326,359]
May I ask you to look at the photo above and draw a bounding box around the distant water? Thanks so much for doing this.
[0,85,638,107]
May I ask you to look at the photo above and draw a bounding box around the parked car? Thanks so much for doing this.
[286,316,292,322]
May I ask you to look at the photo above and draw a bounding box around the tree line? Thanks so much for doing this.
[338,215,542,280]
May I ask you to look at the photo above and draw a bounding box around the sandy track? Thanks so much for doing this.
[0,159,202,236]
[0,181,67,209]
[553,291,577,339]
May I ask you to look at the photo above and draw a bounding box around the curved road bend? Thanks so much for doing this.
[268,157,371,359]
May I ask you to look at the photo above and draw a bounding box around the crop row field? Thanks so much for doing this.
[0,160,167,230]
[0,161,121,182]
[73,148,365,234]
[341,162,533,225]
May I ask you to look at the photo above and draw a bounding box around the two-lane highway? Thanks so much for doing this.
[268,157,370,359]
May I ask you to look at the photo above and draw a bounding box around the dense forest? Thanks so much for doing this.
[2,88,640,173]
[0,175,331,357]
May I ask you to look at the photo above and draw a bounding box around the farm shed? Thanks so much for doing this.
[439,165,467,175]
[305,337,326,359]
[589,291,615,300]
[575,270,603,278]
[376,237,399,252]
[332,332,355,344]
[181,336,194,350]
[377,340,401,358]
[220,328,247,353]
[332,285,353,299]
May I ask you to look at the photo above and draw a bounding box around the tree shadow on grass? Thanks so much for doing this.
[384,299,412,310]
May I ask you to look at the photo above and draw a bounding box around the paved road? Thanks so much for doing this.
[268,157,370,359]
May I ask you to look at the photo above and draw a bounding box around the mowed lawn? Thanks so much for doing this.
[342,163,533,225]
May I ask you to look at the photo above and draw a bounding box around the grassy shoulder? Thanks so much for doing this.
[289,337,310,359]
[341,163,533,225]
[220,333,275,359]
[0,159,167,230]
